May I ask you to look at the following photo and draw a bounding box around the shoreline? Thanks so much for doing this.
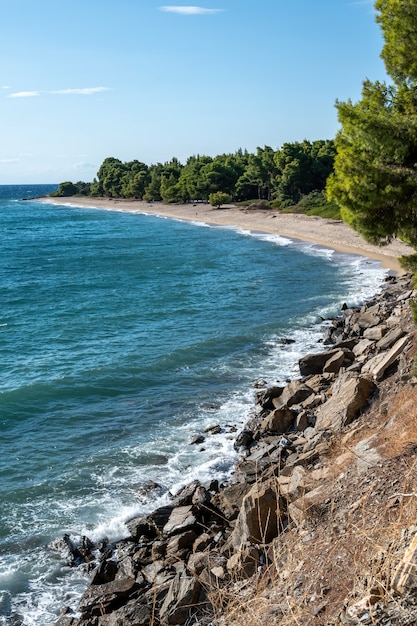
[43,196,414,274]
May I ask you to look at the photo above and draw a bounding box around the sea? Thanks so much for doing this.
[0,184,389,625]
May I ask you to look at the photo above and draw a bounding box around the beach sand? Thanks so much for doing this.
[45,196,414,274]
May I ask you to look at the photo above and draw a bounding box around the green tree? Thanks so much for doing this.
[208,191,232,208]
[327,1,417,254]
[55,181,78,196]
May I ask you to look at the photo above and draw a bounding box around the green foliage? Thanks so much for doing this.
[58,141,335,207]
[375,0,417,84]
[51,181,80,197]
[208,191,232,208]
[297,191,341,219]
[328,0,417,262]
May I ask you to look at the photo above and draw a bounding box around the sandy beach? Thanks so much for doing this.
[45,196,414,274]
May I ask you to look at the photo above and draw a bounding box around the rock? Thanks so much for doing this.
[205,424,221,435]
[295,411,309,431]
[190,434,205,445]
[253,378,268,388]
[167,530,197,556]
[193,532,211,553]
[159,573,201,625]
[163,506,199,536]
[272,380,314,408]
[255,386,284,412]
[260,407,295,433]
[314,374,376,431]
[299,349,349,376]
[97,600,151,626]
[227,544,260,578]
[361,335,410,380]
[230,478,284,548]
[171,480,201,506]
[90,558,118,585]
[352,338,374,359]
[304,373,334,393]
[78,578,138,617]
[287,465,308,500]
[287,485,327,526]
[363,325,386,340]
[211,482,252,521]
[323,348,353,374]
[356,309,381,329]
[244,441,278,463]
[234,429,253,450]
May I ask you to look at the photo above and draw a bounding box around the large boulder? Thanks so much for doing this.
[230,478,284,548]
[163,505,199,536]
[78,578,139,618]
[272,380,314,409]
[361,335,411,381]
[260,407,295,433]
[299,348,352,376]
[159,572,201,625]
[211,482,252,521]
[314,374,376,431]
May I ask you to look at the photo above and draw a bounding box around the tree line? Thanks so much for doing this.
[54,139,336,209]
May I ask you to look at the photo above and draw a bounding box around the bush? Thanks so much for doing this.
[208,191,232,209]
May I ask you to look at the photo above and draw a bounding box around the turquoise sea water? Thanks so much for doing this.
[0,185,388,624]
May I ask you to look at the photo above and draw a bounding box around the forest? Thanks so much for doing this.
[53,140,338,215]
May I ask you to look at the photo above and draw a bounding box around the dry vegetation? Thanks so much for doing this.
[203,363,417,625]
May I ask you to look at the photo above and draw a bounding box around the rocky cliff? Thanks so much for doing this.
[57,274,417,626]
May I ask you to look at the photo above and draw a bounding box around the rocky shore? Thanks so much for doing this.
[57,273,417,626]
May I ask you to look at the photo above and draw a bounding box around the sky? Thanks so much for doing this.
[1,0,387,184]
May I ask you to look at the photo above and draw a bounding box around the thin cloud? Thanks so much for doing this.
[74,161,95,170]
[7,87,111,98]
[160,6,224,15]
[51,87,111,95]
[8,91,40,98]
[0,158,20,164]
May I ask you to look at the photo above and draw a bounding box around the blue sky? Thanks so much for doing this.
[1,0,385,184]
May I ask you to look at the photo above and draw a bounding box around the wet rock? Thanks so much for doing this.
[205,424,221,435]
[234,429,254,450]
[190,434,205,445]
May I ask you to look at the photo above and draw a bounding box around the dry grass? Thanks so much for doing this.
[201,382,417,625]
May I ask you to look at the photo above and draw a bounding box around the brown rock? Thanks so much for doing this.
[272,380,314,408]
[211,482,251,521]
[163,506,198,536]
[159,572,201,625]
[314,374,376,431]
[78,577,138,617]
[299,349,348,376]
[260,407,294,433]
[230,478,284,548]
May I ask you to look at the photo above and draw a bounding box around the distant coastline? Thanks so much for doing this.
[44,196,414,274]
